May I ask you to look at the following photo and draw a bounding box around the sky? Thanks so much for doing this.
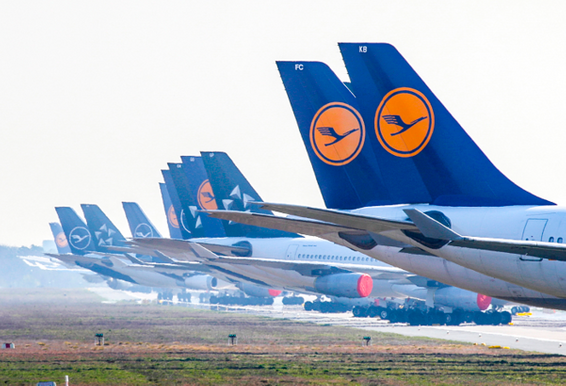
[2,1,566,247]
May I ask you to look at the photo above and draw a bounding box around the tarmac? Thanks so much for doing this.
[89,287,566,355]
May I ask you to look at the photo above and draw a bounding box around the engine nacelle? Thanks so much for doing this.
[183,275,218,291]
[237,282,282,298]
[314,273,373,298]
[434,287,492,312]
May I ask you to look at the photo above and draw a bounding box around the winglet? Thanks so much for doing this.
[403,209,462,241]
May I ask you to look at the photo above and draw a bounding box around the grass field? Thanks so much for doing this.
[0,288,565,385]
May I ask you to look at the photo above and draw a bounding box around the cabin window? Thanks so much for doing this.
[559,238,564,244]
[549,237,555,243]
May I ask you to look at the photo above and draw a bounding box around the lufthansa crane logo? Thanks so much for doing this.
[197,179,218,210]
[69,226,91,250]
[134,223,153,238]
[55,232,68,248]
[167,205,179,229]
[375,87,434,157]
[310,102,365,166]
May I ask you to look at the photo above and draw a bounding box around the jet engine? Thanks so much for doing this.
[314,273,373,298]
[183,275,219,291]
[433,287,492,312]
[237,282,282,298]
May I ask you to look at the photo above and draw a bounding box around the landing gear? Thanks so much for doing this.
[303,300,351,313]
[511,306,530,315]
[352,306,368,317]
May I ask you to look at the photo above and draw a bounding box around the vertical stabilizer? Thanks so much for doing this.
[55,207,97,255]
[122,202,162,239]
[338,42,552,207]
[159,182,184,239]
[49,222,72,254]
[162,169,192,239]
[81,204,127,253]
[201,151,299,238]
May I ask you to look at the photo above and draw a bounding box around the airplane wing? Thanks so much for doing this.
[204,209,367,237]
[127,238,251,259]
[253,202,418,233]
[203,254,412,281]
[404,209,566,262]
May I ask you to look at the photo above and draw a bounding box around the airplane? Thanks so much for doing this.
[131,152,511,324]
[120,200,284,301]
[51,206,225,295]
[204,43,566,315]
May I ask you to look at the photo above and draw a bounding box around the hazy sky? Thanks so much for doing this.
[2,1,566,247]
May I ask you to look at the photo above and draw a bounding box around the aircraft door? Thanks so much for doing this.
[519,219,547,261]
[285,244,299,260]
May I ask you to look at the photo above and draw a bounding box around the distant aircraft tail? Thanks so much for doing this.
[80,204,128,253]
[159,182,184,239]
[167,158,226,238]
[337,42,552,207]
[201,151,299,238]
[162,169,192,239]
[122,202,162,239]
[55,207,97,255]
[49,222,72,254]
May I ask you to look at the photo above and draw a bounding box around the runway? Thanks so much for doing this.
[88,287,566,355]
[226,304,566,355]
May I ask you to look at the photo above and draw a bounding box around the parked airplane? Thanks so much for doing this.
[132,152,512,324]
[205,43,566,313]
[51,206,223,293]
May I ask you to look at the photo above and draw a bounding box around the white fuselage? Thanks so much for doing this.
[185,236,412,299]
[338,204,566,308]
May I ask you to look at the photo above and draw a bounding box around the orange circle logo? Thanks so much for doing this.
[55,232,68,248]
[310,102,365,166]
[167,205,179,228]
[197,179,218,210]
[375,87,434,157]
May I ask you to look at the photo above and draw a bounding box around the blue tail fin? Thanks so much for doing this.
[162,169,192,239]
[122,202,162,239]
[338,43,553,207]
[200,151,299,238]
[80,204,127,252]
[159,182,184,239]
[49,222,72,254]
[277,61,392,209]
[55,207,97,255]
[167,157,226,238]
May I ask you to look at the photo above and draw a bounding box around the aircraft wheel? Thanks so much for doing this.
[442,313,455,326]
[320,302,331,313]
[408,311,424,326]
[367,306,380,318]
[462,312,474,323]
[388,310,398,323]
[352,306,367,318]
[379,308,389,320]
[500,311,512,325]
[304,301,313,311]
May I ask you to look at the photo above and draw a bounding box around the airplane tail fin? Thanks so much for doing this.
[80,204,128,253]
[200,151,299,238]
[159,182,184,239]
[167,158,226,238]
[55,207,97,255]
[49,222,72,254]
[162,170,193,239]
[338,42,553,207]
[277,61,391,209]
[122,202,162,239]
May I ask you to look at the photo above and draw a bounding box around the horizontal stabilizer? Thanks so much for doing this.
[403,209,462,241]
